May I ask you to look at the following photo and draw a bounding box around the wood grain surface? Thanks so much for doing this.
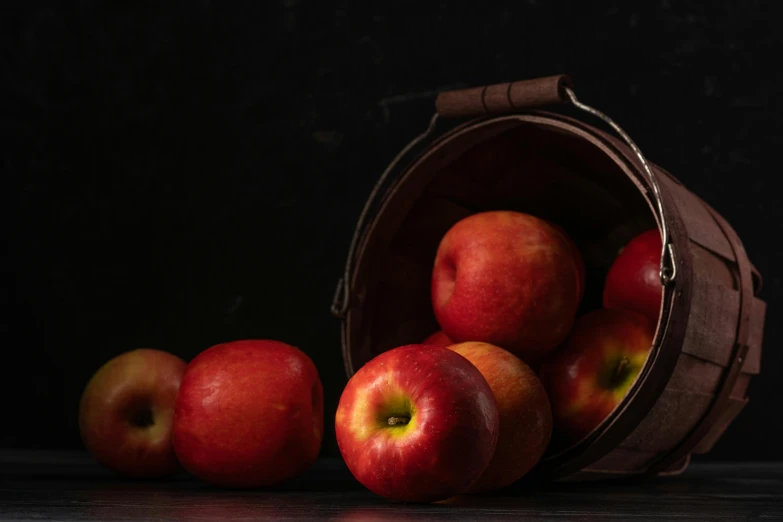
[1,451,781,521]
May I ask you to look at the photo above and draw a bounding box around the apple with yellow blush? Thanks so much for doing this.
[335,344,499,502]
[78,348,186,478]
[539,309,654,444]
[448,342,552,492]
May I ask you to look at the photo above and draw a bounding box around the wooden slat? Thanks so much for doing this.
[689,240,737,289]
[691,396,749,455]
[743,297,766,375]
[680,270,740,367]
[619,388,713,453]
[648,183,757,475]
[657,175,736,261]
[586,447,657,474]
[731,374,752,399]
[666,353,724,395]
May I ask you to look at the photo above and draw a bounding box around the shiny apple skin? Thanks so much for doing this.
[431,211,582,365]
[603,229,663,325]
[335,344,499,503]
[172,339,323,488]
[539,309,653,444]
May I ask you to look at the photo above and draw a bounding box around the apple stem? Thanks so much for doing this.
[614,356,630,383]
[387,416,410,426]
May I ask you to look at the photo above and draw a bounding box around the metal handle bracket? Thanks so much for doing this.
[563,87,677,286]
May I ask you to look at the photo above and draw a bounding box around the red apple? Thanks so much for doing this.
[603,229,663,325]
[421,330,454,347]
[335,344,499,503]
[539,309,653,444]
[78,348,186,478]
[432,210,582,365]
[448,342,552,492]
[172,339,323,488]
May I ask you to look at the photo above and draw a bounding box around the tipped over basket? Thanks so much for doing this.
[331,75,766,481]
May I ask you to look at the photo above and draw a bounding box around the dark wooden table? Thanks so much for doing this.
[1,451,781,521]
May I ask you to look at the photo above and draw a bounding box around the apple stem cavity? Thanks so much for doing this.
[387,415,410,426]
[130,408,154,429]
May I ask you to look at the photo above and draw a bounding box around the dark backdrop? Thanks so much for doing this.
[1,1,780,461]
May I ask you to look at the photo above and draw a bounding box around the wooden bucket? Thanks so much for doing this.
[331,75,766,480]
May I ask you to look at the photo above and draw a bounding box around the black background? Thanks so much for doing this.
[1,1,780,461]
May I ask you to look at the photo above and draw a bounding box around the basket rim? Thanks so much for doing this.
[339,110,693,479]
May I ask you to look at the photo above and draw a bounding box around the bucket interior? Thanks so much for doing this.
[346,117,660,455]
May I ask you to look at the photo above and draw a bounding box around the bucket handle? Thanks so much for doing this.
[331,75,677,319]
[561,84,677,287]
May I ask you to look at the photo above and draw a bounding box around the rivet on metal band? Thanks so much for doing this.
[563,87,677,286]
